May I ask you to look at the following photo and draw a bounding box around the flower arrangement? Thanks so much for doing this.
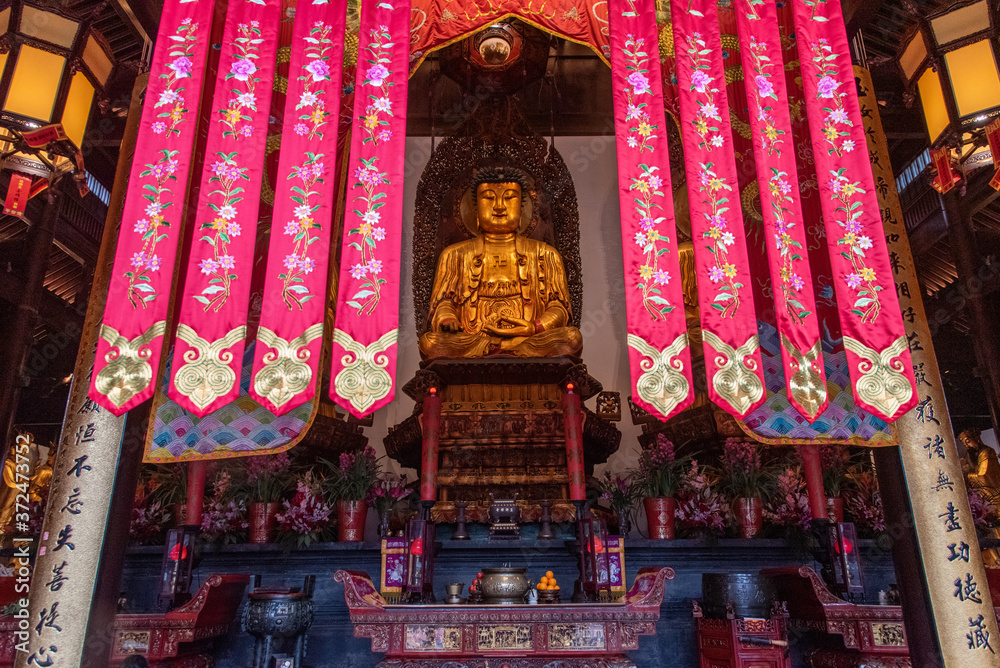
[596,472,642,536]
[968,488,998,532]
[635,434,689,498]
[368,473,412,517]
[242,451,292,503]
[324,446,381,502]
[843,466,885,535]
[764,467,813,531]
[675,460,728,535]
[718,438,774,500]
[820,444,851,497]
[276,472,333,547]
[199,467,248,544]
[148,464,188,510]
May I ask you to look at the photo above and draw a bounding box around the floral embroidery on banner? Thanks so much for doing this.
[194,153,248,311]
[621,34,675,321]
[123,17,200,308]
[697,162,742,317]
[279,153,326,309]
[152,18,199,137]
[359,24,396,147]
[746,36,786,157]
[345,158,389,315]
[294,21,336,140]
[220,21,264,140]
[767,169,811,323]
[829,171,882,322]
[804,36,884,323]
[683,32,724,151]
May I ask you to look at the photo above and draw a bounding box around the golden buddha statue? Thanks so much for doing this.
[418,169,583,359]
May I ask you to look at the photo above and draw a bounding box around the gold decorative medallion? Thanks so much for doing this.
[780,333,826,421]
[94,321,168,408]
[173,324,246,412]
[332,328,398,414]
[842,335,913,419]
[254,323,324,411]
[703,330,764,416]
[626,332,690,418]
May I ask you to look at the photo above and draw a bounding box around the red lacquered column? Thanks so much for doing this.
[563,383,586,502]
[185,460,208,526]
[421,387,442,503]
[799,444,827,521]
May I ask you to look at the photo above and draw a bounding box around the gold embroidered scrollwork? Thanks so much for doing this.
[254,323,324,411]
[172,325,246,412]
[332,328,398,414]
[703,330,764,416]
[626,332,690,419]
[780,333,826,421]
[843,335,913,419]
[93,321,168,409]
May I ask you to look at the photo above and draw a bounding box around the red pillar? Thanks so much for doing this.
[421,387,442,503]
[799,444,827,521]
[563,384,586,502]
[185,460,208,526]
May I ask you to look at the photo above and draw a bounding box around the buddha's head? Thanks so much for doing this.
[477,182,521,234]
[472,165,530,235]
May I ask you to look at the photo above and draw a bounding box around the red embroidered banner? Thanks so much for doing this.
[328,0,411,418]
[89,0,215,415]
[168,0,282,416]
[609,0,693,421]
[671,0,766,419]
[250,0,347,415]
[930,147,959,194]
[792,0,917,422]
[735,0,827,421]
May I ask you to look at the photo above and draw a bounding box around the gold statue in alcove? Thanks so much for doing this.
[418,168,583,359]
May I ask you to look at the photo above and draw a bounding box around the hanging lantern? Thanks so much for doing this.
[0,0,115,172]
[898,0,1000,161]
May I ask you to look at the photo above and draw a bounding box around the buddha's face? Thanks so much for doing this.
[476,182,521,234]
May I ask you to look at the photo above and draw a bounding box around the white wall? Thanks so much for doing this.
[365,137,643,478]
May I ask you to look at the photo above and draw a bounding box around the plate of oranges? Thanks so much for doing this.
[536,571,560,603]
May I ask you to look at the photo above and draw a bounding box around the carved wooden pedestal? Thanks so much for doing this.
[109,574,250,667]
[386,359,620,522]
[694,611,791,668]
[335,566,672,667]
[764,567,911,668]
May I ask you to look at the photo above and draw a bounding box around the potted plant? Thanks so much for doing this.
[149,464,188,527]
[369,473,412,538]
[843,465,885,538]
[200,466,249,544]
[763,466,813,535]
[675,460,728,537]
[324,446,380,542]
[242,451,292,543]
[718,438,774,538]
[635,434,689,539]
[275,471,333,547]
[820,444,851,522]
[596,472,641,536]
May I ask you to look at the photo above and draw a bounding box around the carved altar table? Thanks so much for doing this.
[335,566,673,667]
[763,567,910,668]
[110,573,250,667]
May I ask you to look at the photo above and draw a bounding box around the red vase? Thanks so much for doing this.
[644,497,676,540]
[337,500,368,542]
[733,497,763,538]
[249,502,279,544]
[826,496,845,523]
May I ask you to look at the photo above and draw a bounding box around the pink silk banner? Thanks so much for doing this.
[671,0,766,419]
[734,0,827,421]
[250,0,347,415]
[90,0,216,415]
[791,0,917,422]
[168,0,282,416]
[609,0,693,421]
[328,0,411,418]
